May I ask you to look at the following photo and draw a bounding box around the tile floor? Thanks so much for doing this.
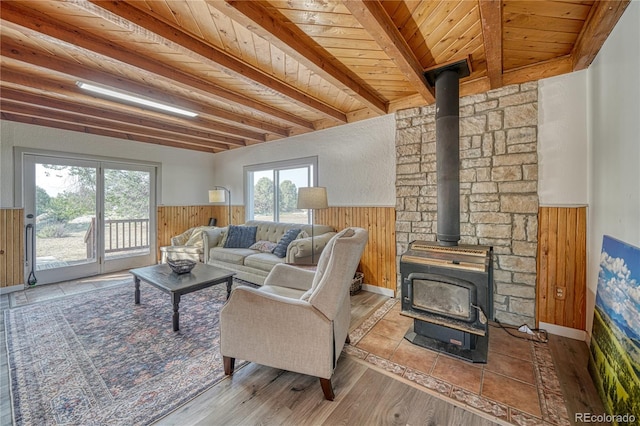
[7,271,131,307]
[345,299,570,426]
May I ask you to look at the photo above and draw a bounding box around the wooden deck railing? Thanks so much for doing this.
[85,218,150,257]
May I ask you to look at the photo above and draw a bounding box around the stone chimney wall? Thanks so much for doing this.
[396,82,539,326]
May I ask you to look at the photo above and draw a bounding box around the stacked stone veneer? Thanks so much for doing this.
[396,82,539,326]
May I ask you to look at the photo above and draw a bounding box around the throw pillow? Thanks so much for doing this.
[223,225,258,248]
[272,228,301,258]
[218,227,228,247]
[185,226,211,248]
[249,240,278,253]
[172,227,194,246]
[203,227,224,247]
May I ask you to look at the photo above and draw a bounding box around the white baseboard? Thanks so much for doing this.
[538,321,587,342]
[361,283,395,297]
[1,284,25,295]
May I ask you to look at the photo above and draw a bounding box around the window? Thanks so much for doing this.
[244,157,317,224]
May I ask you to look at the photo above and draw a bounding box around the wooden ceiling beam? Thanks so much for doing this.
[0,2,315,130]
[0,99,232,151]
[214,0,387,114]
[86,0,347,123]
[502,56,573,86]
[0,46,269,142]
[0,112,218,153]
[0,77,246,148]
[0,41,290,137]
[571,0,631,71]
[0,85,244,148]
[0,101,229,151]
[343,0,435,104]
[479,0,503,89]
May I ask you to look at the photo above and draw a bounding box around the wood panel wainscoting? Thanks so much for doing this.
[157,205,244,262]
[3,205,394,290]
[315,207,396,293]
[536,206,587,330]
[1,208,24,288]
[158,205,396,292]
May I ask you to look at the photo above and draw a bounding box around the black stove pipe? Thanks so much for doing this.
[435,69,461,246]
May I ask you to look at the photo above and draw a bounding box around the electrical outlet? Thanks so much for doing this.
[555,286,566,300]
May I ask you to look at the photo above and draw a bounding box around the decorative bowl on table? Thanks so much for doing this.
[167,259,196,274]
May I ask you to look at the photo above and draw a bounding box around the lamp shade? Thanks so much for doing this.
[208,189,226,203]
[297,187,328,209]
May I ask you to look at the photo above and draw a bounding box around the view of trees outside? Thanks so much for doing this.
[36,165,150,233]
[252,176,308,223]
[103,168,150,220]
[248,164,313,223]
[253,177,274,217]
[36,164,96,239]
[35,164,150,267]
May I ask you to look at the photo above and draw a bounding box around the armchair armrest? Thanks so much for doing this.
[263,263,315,291]
[160,245,202,263]
[286,232,337,263]
[171,227,194,246]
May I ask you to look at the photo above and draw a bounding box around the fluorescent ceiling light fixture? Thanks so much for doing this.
[76,81,198,118]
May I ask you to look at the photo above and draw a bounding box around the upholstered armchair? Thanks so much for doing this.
[219,227,368,400]
[159,226,216,263]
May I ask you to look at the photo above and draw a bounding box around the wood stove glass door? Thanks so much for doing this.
[408,273,477,323]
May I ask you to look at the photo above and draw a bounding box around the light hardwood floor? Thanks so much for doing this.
[156,289,501,426]
[1,275,606,426]
[157,355,500,425]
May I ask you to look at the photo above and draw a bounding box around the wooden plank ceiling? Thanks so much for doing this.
[0,0,630,153]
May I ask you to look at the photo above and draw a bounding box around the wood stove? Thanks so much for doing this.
[401,241,493,363]
[398,58,494,362]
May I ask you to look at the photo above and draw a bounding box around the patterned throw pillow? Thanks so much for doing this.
[272,228,301,258]
[223,225,258,248]
[249,240,278,253]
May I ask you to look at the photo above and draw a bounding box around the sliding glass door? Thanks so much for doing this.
[102,163,155,273]
[23,154,156,285]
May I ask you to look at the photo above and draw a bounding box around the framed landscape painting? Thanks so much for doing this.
[588,235,640,424]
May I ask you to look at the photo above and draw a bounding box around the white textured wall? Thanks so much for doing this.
[586,1,640,337]
[538,70,589,206]
[0,121,216,208]
[212,114,397,208]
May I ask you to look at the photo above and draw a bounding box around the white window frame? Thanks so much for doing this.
[243,156,318,223]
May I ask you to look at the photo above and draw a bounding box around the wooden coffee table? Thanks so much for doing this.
[130,263,235,331]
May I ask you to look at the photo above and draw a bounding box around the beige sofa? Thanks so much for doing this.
[203,220,336,285]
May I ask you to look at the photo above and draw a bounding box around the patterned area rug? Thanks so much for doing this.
[4,281,245,425]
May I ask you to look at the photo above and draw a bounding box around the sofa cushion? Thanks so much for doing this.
[272,228,301,258]
[249,240,278,253]
[203,227,225,247]
[209,247,257,265]
[245,220,332,243]
[244,252,284,272]
[224,225,258,248]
